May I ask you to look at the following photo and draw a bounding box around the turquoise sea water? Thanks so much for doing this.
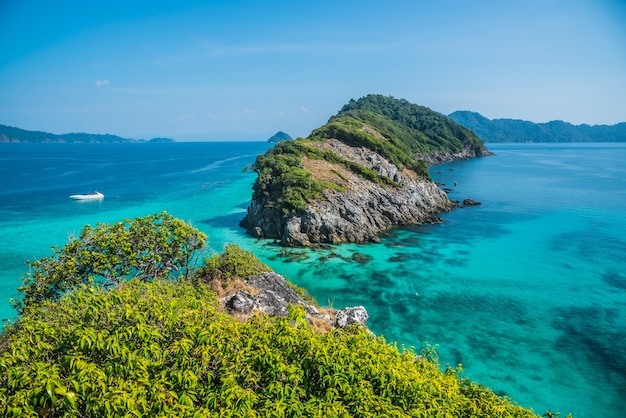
[1,142,625,416]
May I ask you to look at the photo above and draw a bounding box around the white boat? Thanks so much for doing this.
[69,191,104,200]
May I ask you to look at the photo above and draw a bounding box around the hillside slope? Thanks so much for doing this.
[241,95,491,246]
[0,234,539,417]
[449,110,626,142]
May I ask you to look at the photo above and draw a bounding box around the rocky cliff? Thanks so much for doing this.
[243,138,453,246]
[220,271,369,330]
[241,95,490,247]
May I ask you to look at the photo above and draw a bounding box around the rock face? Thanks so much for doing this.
[220,272,369,329]
[416,148,494,166]
[242,139,455,247]
[335,307,369,329]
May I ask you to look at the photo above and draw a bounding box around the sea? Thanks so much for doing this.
[1,141,625,416]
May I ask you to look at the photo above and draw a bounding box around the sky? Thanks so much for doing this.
[1,0,625,141]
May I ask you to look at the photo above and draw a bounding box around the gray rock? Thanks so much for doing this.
[462,198,482,206]
[224,290,255,314]
[220,272,369,332]
[416,148,494,166]
[221,272,320,319]
[241,139,460,247]
[335,306,369,329]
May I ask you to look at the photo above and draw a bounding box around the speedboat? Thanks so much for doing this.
[69,191,104,200]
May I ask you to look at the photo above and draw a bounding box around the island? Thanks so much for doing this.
[241,94,492,247]
[448,110,626,142]
[267,130,292,143]
[0,124,175,143]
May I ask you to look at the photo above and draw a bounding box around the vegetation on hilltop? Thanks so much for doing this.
[249,139,399,216]
[0,213,543,417]
[329,95,488,155]
[448,110,626,142]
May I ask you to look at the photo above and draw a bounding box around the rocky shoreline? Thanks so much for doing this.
[242,138,486,247]
[240,95,493,248]
[220,271,369,330]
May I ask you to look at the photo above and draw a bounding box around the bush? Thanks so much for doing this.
[14,212,206,313]
[196,243,273,284]
[0,278,539,417]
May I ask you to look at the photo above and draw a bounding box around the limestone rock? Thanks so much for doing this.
[416,148,494,166]
[242,139,455,247]
[224,290,255,314]
[220,271,368,332]
[335,306,369,329]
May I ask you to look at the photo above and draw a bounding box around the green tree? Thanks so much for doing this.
[15,211,206,313]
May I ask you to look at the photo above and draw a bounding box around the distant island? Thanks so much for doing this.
[0,124,175,143]
[448,111,626,143]
[267,130,292,143]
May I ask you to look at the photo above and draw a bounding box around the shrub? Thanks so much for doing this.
[196,243,273,285]
[0,278,539,417]
[14,212,206,313]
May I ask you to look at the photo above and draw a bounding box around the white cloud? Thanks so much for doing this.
[95,79,110,87]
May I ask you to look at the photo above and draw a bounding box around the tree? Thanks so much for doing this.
[14,211,206,312]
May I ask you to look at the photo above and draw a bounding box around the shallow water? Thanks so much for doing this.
[1,142,625,416]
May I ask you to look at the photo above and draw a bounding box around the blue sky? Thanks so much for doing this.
[1,0,625,141]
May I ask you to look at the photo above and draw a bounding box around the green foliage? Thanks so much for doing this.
[309,117,430,178]
[449,110,626,143]
[15,212,206,313]
[0,276,539,417]
[249,140,343,216]
[331,94,488,155]
[196,243,273,284]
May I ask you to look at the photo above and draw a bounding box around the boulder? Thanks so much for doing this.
[462,198,482,206]
[224,290,255,314]
[220,272,369,331]
[335,306,369,329]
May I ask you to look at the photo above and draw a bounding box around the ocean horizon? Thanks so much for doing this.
[1,141,625,416]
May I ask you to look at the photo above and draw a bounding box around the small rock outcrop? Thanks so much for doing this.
[220,272,369,330]
[335,306,369,329]
[462,198,482,206]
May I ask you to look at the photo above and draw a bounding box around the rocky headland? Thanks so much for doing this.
[241,94,492,247]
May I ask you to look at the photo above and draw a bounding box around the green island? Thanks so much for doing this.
[0,212,563,417]
[250,95,488,215]
[241,94,492,246]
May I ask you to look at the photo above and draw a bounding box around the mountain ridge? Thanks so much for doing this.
[241,94,491,247]
[448,110,626,142]
[0,124,175,143]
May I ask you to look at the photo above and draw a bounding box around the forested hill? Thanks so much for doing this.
[241,94,492,246]
[448,110,626,143]
[0,124,174,143]
[320,95,490,157]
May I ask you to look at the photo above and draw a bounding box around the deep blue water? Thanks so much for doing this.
[1,141,625,416]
